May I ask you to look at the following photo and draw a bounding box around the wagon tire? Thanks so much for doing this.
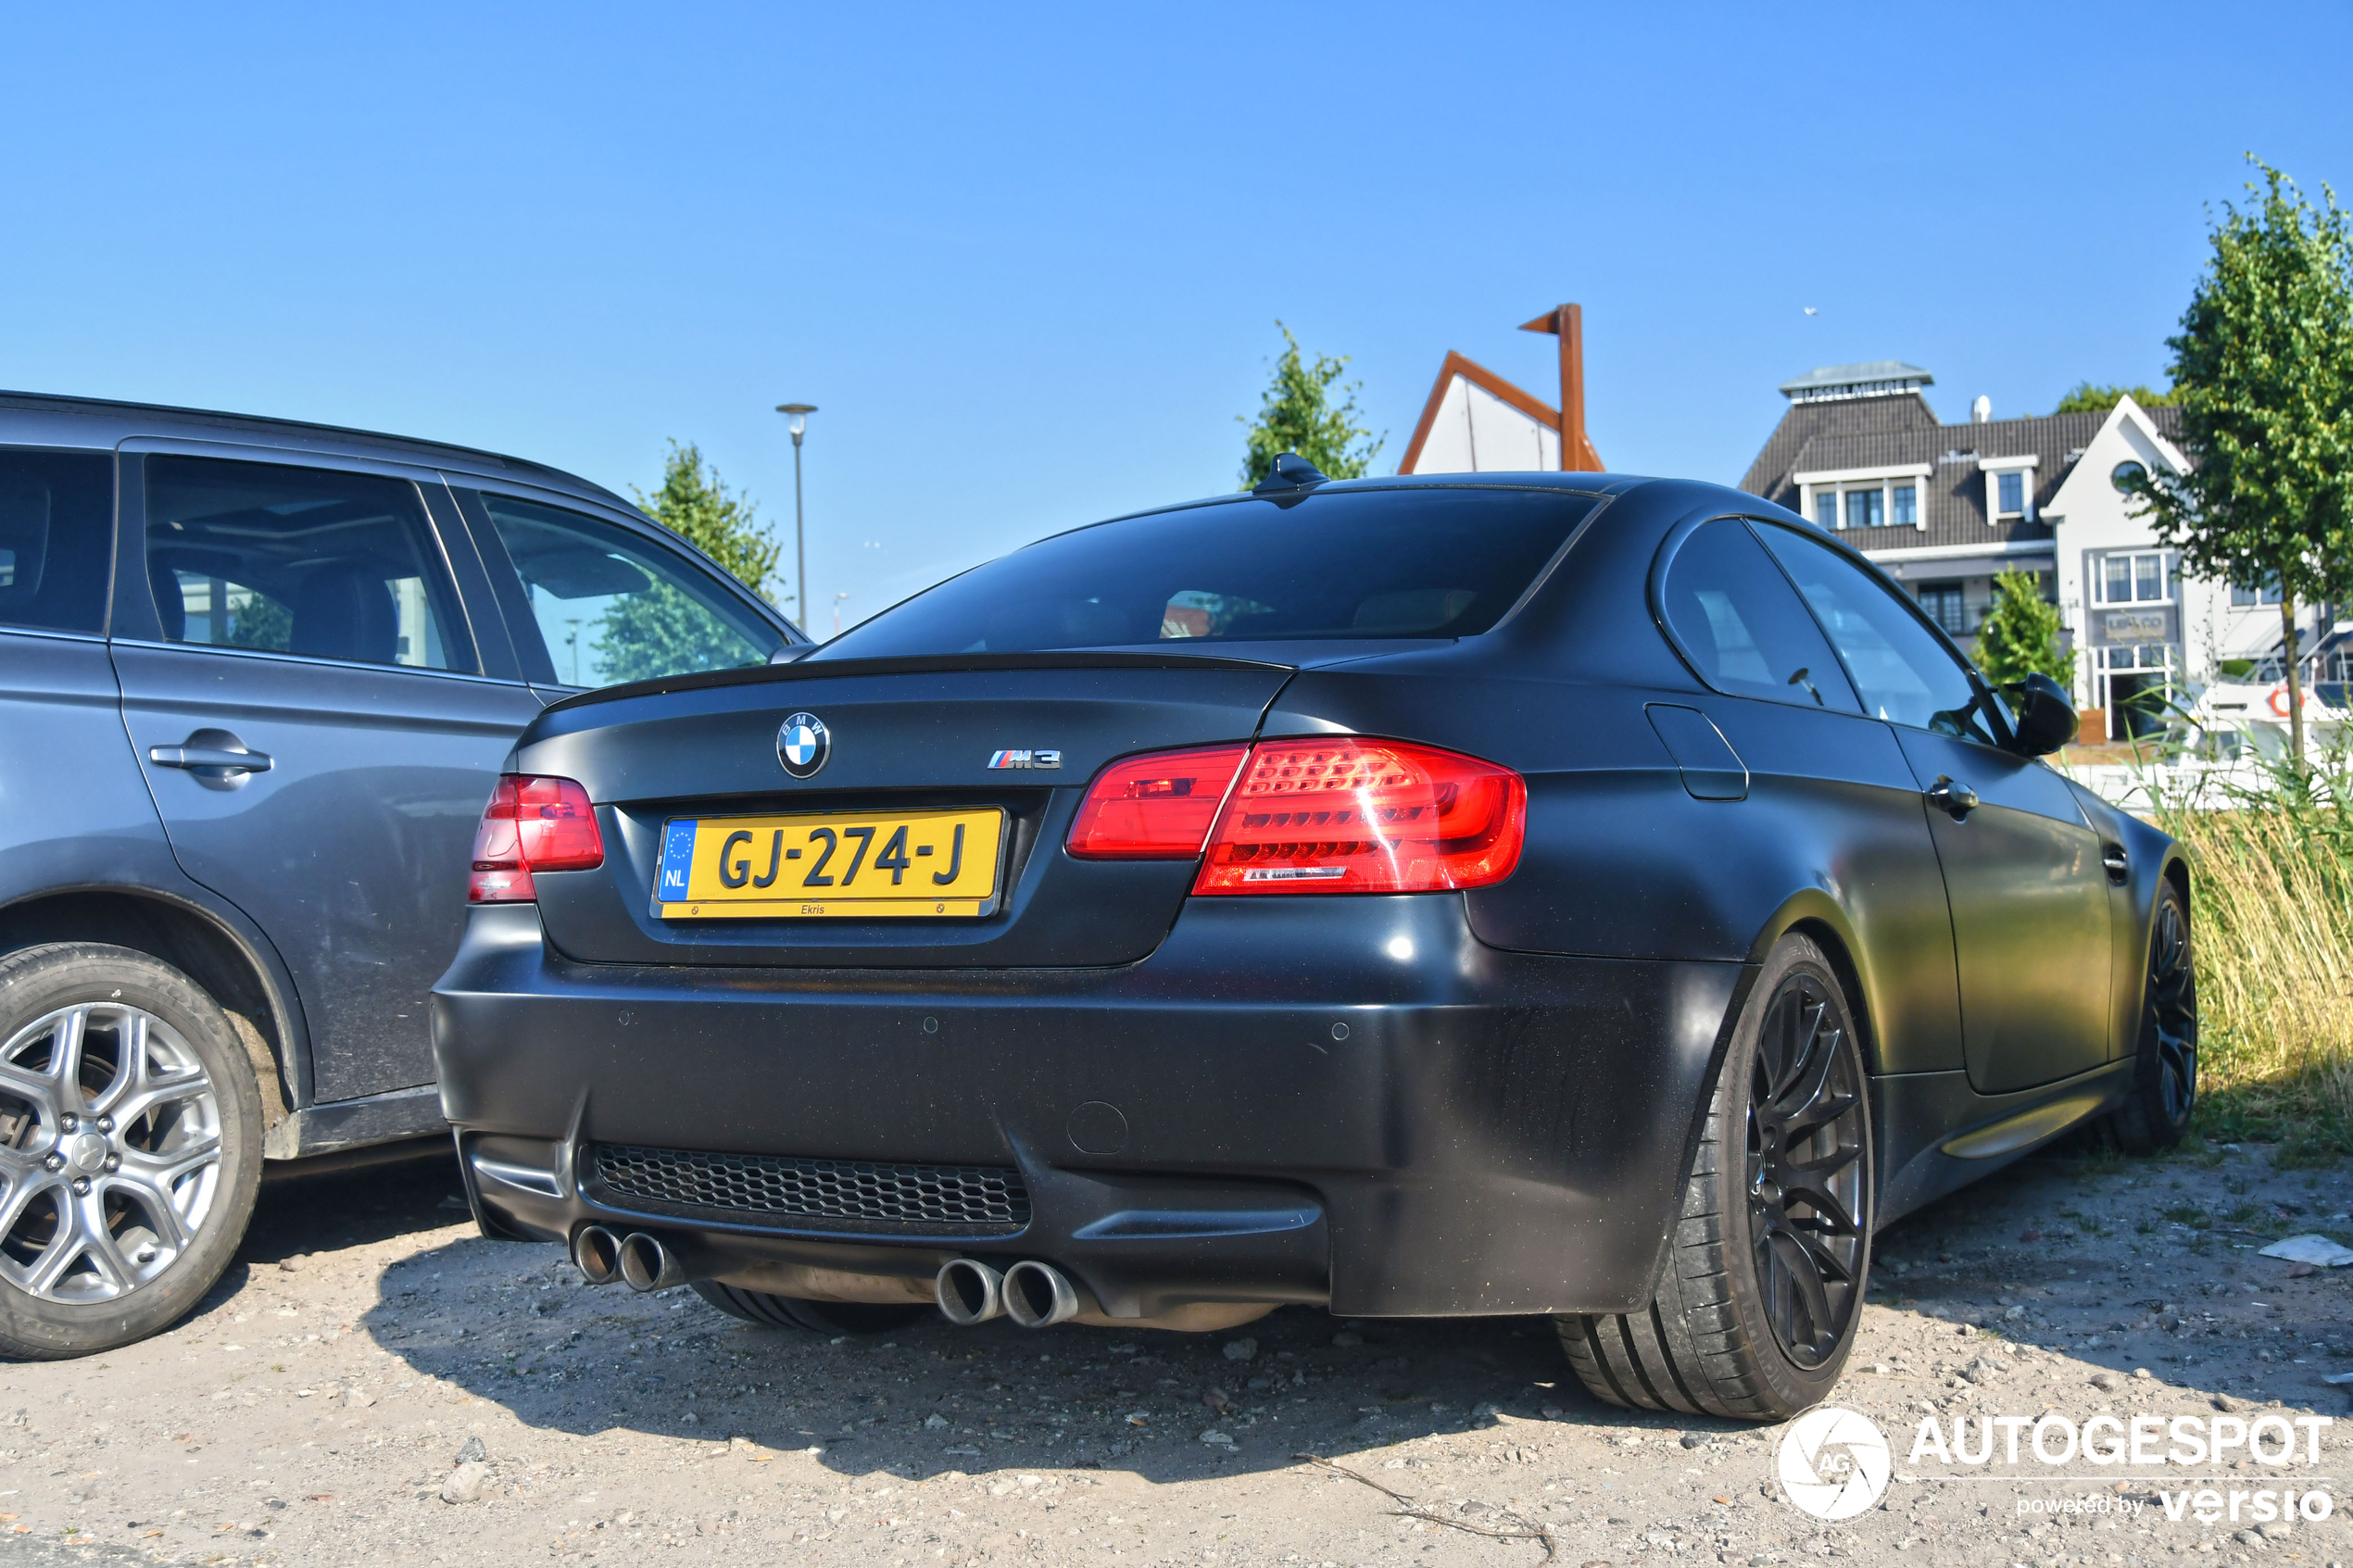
[0,942,264,1360]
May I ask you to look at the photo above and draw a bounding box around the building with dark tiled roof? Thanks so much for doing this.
[1741,362,2321,739]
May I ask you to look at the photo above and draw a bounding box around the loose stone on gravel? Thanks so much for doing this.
[439,1461,491,1504]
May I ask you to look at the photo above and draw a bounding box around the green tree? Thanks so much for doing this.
[1239,322,1382,488]
[1974,569,2071,689]
[2052,382,2181,415]
[2124,157,2353,768]
[633,441,783,603]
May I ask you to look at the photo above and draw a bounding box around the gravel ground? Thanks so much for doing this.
[6,1138,2353,1566]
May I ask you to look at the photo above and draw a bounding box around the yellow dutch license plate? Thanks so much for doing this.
[651,807,1007,919]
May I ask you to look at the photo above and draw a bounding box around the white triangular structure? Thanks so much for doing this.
[1407,367,1562,473]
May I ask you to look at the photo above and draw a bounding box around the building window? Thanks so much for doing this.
[1916,581,1966,634]
[2096,550,2171,605]
[1996,470,2025,516]
[2096,642,2178,741]
[1814,491,1837,530]
[1892,483,1918,527]
[2232,572,2284,608]
[1844,486,1884,530]
[2111,460,2147,493]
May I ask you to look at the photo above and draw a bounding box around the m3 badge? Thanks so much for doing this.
[987,749,1061,771]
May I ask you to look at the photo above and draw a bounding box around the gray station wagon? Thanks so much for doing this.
[0,392,799,1356]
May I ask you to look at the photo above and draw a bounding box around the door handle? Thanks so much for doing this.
[1926,775,1978,821]
[2103,842,2130,884]
[151,745,273,773]
[149,730,273,790]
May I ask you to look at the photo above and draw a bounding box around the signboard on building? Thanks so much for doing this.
[2093,608,2175,646]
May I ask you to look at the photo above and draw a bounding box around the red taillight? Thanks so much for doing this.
[1066,745,1250,859]
[468,774,604,903]
[1194,738,1524,895]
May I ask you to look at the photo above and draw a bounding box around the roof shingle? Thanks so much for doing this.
[1739,396,2183,553]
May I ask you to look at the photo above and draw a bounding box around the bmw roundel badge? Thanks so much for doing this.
[776,711,830,778]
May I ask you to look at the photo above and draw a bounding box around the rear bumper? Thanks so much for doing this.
[432,899,1743,1318]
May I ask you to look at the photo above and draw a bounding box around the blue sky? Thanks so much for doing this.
[6,4,2348,632]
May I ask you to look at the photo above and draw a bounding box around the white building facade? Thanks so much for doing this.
[1742,365,2319,740]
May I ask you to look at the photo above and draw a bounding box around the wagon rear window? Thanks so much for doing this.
[0,448,112,636]
[817,487,1600,658]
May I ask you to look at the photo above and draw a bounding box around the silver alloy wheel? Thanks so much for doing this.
[0,1001,222,1302]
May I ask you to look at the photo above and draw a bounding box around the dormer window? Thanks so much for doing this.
[1793,463,1932,533]
[1979,455,2039,525]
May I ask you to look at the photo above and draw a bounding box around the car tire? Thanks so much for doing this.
[2107,880,2197,1154]
[691,1281,934,1336]
[0,942,264,1360]
[1557,932,1873,1421]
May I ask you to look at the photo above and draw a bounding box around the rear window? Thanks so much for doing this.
[817,486,1599,659]
[0,447,113,635]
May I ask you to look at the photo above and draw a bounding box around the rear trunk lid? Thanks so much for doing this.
[512,652,1297,967]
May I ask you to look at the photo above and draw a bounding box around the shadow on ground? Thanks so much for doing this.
[341,1223,1741,1486]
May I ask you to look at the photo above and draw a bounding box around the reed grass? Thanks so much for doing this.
[2149,756,2353,1150]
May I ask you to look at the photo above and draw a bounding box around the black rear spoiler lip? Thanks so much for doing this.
[540,648,1302,717]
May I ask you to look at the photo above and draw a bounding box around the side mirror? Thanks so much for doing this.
[2005,672,2076,757]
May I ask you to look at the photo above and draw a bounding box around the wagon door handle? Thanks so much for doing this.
[149,729,274,786]
[1925,775,1978,821]
[151,744,272,773]
[2103,842,2130,884]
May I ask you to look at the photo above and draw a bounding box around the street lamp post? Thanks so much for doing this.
[775,403,817,632]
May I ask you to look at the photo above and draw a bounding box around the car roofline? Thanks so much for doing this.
[0,387,630,509]
[1051,470,1643,541]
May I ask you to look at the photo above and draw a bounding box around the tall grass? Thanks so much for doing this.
[2149,756,2353,1136]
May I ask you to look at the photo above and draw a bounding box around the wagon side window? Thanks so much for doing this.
[1658,519,1860,712]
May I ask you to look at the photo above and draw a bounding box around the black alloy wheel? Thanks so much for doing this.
[2110,880,2197,1152]
[1557,932,1873,1420]
[1745,972,1869,1370]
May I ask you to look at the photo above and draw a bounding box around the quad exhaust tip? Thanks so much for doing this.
[936,1259,1005,1324]
[1001,1260,1082,1328]
[573,1225,622,1286]
[616,1231,686,1292]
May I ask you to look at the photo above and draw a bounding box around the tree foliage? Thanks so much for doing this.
[2052,382,2180,415]
[632,441,783,604]
[592,579,766,686]
[2124,157,2353,764]
[1974,569,2070,689]
[1239,323,1382,488]
[592,442,778,685]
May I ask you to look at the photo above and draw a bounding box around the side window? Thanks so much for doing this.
[143,456,474,672]
[1659,518,1860,712]
[473,494,784,687]
[1754,522,2003,744]
[0,448,113,634]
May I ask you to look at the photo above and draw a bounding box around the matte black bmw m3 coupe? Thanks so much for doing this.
[432,458,2197,1420]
